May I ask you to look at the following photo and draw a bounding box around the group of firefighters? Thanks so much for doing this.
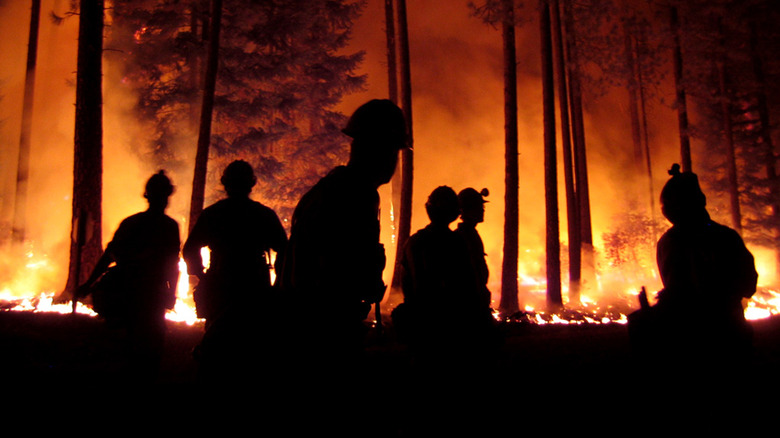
[74,99,758,385]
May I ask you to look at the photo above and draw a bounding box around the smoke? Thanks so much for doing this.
[3,0,769,308]
[0,0,191,297]
[340,0,690,309]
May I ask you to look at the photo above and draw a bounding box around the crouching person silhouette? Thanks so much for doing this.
[77,171,180,383]
[628,164,758,378]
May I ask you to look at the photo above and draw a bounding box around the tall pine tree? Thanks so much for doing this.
[108,0,367,224]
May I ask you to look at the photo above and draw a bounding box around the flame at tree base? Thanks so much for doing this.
[1,246,778,326]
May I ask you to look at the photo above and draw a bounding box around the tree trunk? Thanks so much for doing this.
[669,6,692,172]
[384,0,399,105]
[551,0,579,303]
[637,26,656,229]
[750,22,780,270]
[393,0,414,297]
[563,0,593,296]
[541,0,562,311]
[62,0,105,300]
[623,19,645,179]
[11,0,42,245]
[717,20,742,234]
[499,0,520,315]
[187,1,203,131]
[189,0,222,233]
[385,0,405,296]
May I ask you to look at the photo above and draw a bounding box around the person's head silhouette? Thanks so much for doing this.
[458,188,489,226]
[342,99,407,188]
[221,160,257,198]
[425,186,460,226]
[144,170,174,212]
[660,163,707,225]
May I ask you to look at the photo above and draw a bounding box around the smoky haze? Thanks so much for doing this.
[5,0,765,311]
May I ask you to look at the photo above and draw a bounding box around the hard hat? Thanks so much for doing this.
[458,187,489,209]
[660,163,705,209]
[342,99,408,148]
[221,160,257,193]
[145,170,174,199]
[425,186,459,223]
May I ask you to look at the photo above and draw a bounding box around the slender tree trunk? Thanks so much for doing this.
[499,0,519,315]
[541,0,562,311]
[63,0,105,300]
[750,22,780,270]
[623,20,644,177]
[717,20,741,234]
[189,0,222,232]
[385,0,399,106]
[551,0,579,303]
[187,1,203,131]
[394,0,414,294]
[385,0,405,296]
[11,0,42,245]
[669,6,692,172]
[637,26,656,229]
[563,0,593,291]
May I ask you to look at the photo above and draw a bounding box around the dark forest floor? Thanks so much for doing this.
[1,310,780,433]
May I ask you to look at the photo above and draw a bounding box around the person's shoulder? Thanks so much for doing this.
[707,219,737,234]
[162,213,180,228]
[117,211,148,228]
[248,199,282,219]
[705,220,746,245]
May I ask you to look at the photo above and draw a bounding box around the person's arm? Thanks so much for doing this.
[182,216,207,280]
[163,222,182,308]
[268,211,288,280]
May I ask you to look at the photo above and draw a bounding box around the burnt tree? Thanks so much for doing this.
[669,5,692,172]
[63,0,105,300]
[541,0,562,310]
[386,0,404,295]
[11,0,41,245]
[189,0,222,232]
[392,0,414,297]
[562,0,593,287]
[716,18,742,233]
[499,0,520,315]
[551,0,580,302]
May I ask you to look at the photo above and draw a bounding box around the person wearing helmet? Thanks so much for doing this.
[76,170,181,382]
[397,186,493,369]
[455,187,492,312]
[279,99,407,368]
[630,164,757,373]
[183,159,288,383]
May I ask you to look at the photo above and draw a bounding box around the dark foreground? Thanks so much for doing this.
[2,310,779,431]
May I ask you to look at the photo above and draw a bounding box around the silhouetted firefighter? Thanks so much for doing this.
[629,164,758,376]
[76,171,180,382]
[395,186,496,372]
[183,160,287,384]
[456,187,492,313]
[279,99,407,372]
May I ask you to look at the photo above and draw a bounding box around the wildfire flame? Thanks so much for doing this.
[1,243,778,326]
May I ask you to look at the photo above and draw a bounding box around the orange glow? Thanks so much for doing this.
[1,1,778,328]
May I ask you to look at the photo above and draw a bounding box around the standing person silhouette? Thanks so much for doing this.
[630,164,758,375]
[279,99,407,373]
[399,186,496,373]
[183,159,287,384]
[455,187,492,314]
[77,171,180,383]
